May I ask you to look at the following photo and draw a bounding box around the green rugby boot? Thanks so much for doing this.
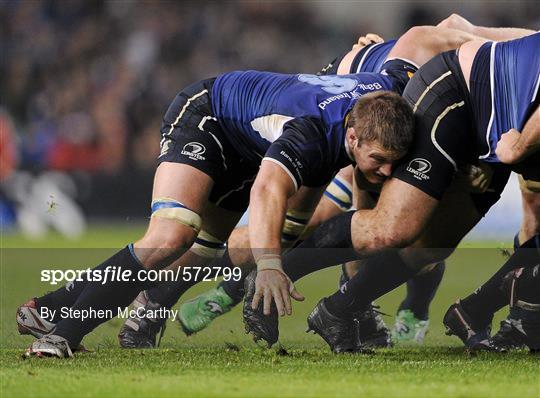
[179,286,235,335]
[392,309,429,344]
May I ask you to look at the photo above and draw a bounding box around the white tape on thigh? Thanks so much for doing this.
[151,197,202,233]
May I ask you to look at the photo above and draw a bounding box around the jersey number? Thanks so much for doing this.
[298,74,357,95]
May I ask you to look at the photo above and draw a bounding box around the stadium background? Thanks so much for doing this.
[1,0,539,240]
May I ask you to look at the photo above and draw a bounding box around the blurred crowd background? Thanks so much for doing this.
[1,0,538,238]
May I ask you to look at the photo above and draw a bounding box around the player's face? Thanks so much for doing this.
[353,140,403,184]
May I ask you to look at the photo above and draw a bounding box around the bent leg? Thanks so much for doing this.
[134,162,214,269]
[51,162,214,347]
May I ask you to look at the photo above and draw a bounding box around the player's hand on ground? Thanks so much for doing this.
[496,129,521,164]
[252,269,304,316]
[352,33,384,50]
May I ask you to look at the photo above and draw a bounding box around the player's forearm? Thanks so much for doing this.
[512,131,540,163]
[438,14,536,41]
[248,185,288,269]
[511,108,540,163]
[470,26,536,41]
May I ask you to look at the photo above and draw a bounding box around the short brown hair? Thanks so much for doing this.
[347,91,414,154]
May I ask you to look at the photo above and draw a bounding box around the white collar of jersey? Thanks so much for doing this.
[344,136,355,161]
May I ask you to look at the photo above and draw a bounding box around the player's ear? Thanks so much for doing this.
[346,127,359,149]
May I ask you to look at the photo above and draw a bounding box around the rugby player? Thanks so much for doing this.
[245,32,539,352]
[21,36,421,357]
[19,21,479,355]
[111,23,478,348]
[444,234,540,352]
[436,12,540,349]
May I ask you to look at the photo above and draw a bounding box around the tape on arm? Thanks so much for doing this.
[323,175,353,212]
[255,253,295,293]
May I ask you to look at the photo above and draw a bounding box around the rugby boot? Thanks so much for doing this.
[24,335,73,359]
[118,291,167,348]
[243,270,279,348]
[17,298,56,338]
[494,267,540,353]
[392,309,429,344]
[179,286,236,335]
[358,304,392,348]
[443,301,504,352]
[489,317,526,350]
[307,299,372,353]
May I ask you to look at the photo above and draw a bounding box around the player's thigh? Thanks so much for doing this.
[136,163,215,268]
[400,189,481,270]
[139,80,225,252]
[520,176,540,239]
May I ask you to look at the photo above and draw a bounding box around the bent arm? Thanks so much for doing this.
[438,13,536,41]
[249,160,296,267]
[350,177,439,256]
[387,25,480,68]
[497,107,540,164]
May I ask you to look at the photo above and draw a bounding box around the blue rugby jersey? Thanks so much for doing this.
[211,71,399,189]
[351,39,398,74]
[474,33,540,162]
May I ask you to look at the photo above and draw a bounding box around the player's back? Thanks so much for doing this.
[211,70,394,161]
[351,39,397,74]
[477,33,540,161]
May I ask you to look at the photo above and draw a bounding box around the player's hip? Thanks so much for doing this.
[157,78,262,212]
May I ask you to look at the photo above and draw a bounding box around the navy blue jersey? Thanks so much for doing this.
[472,33,540,163]
[211,71,398,188]
[350,39,398,74]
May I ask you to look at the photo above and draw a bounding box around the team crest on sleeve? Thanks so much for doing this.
[181,142,206,161]
[406,158,432,180]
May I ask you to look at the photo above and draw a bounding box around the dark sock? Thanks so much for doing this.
[516,264,540,303]
[398,261,445,320]
[53,245,153,347]
[147,279,200,310]
[215,250,247,304]
[325,250,417,317]
[146,249,242,308]
[219,278,245,305]
[460,234,540,327]
[282,211,358,282]
[35,280,89,323]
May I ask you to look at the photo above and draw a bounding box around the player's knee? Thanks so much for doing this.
[144,197,202,252]
[142,229,197,253]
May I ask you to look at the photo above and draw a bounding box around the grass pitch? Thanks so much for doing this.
[1,225,539,398]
